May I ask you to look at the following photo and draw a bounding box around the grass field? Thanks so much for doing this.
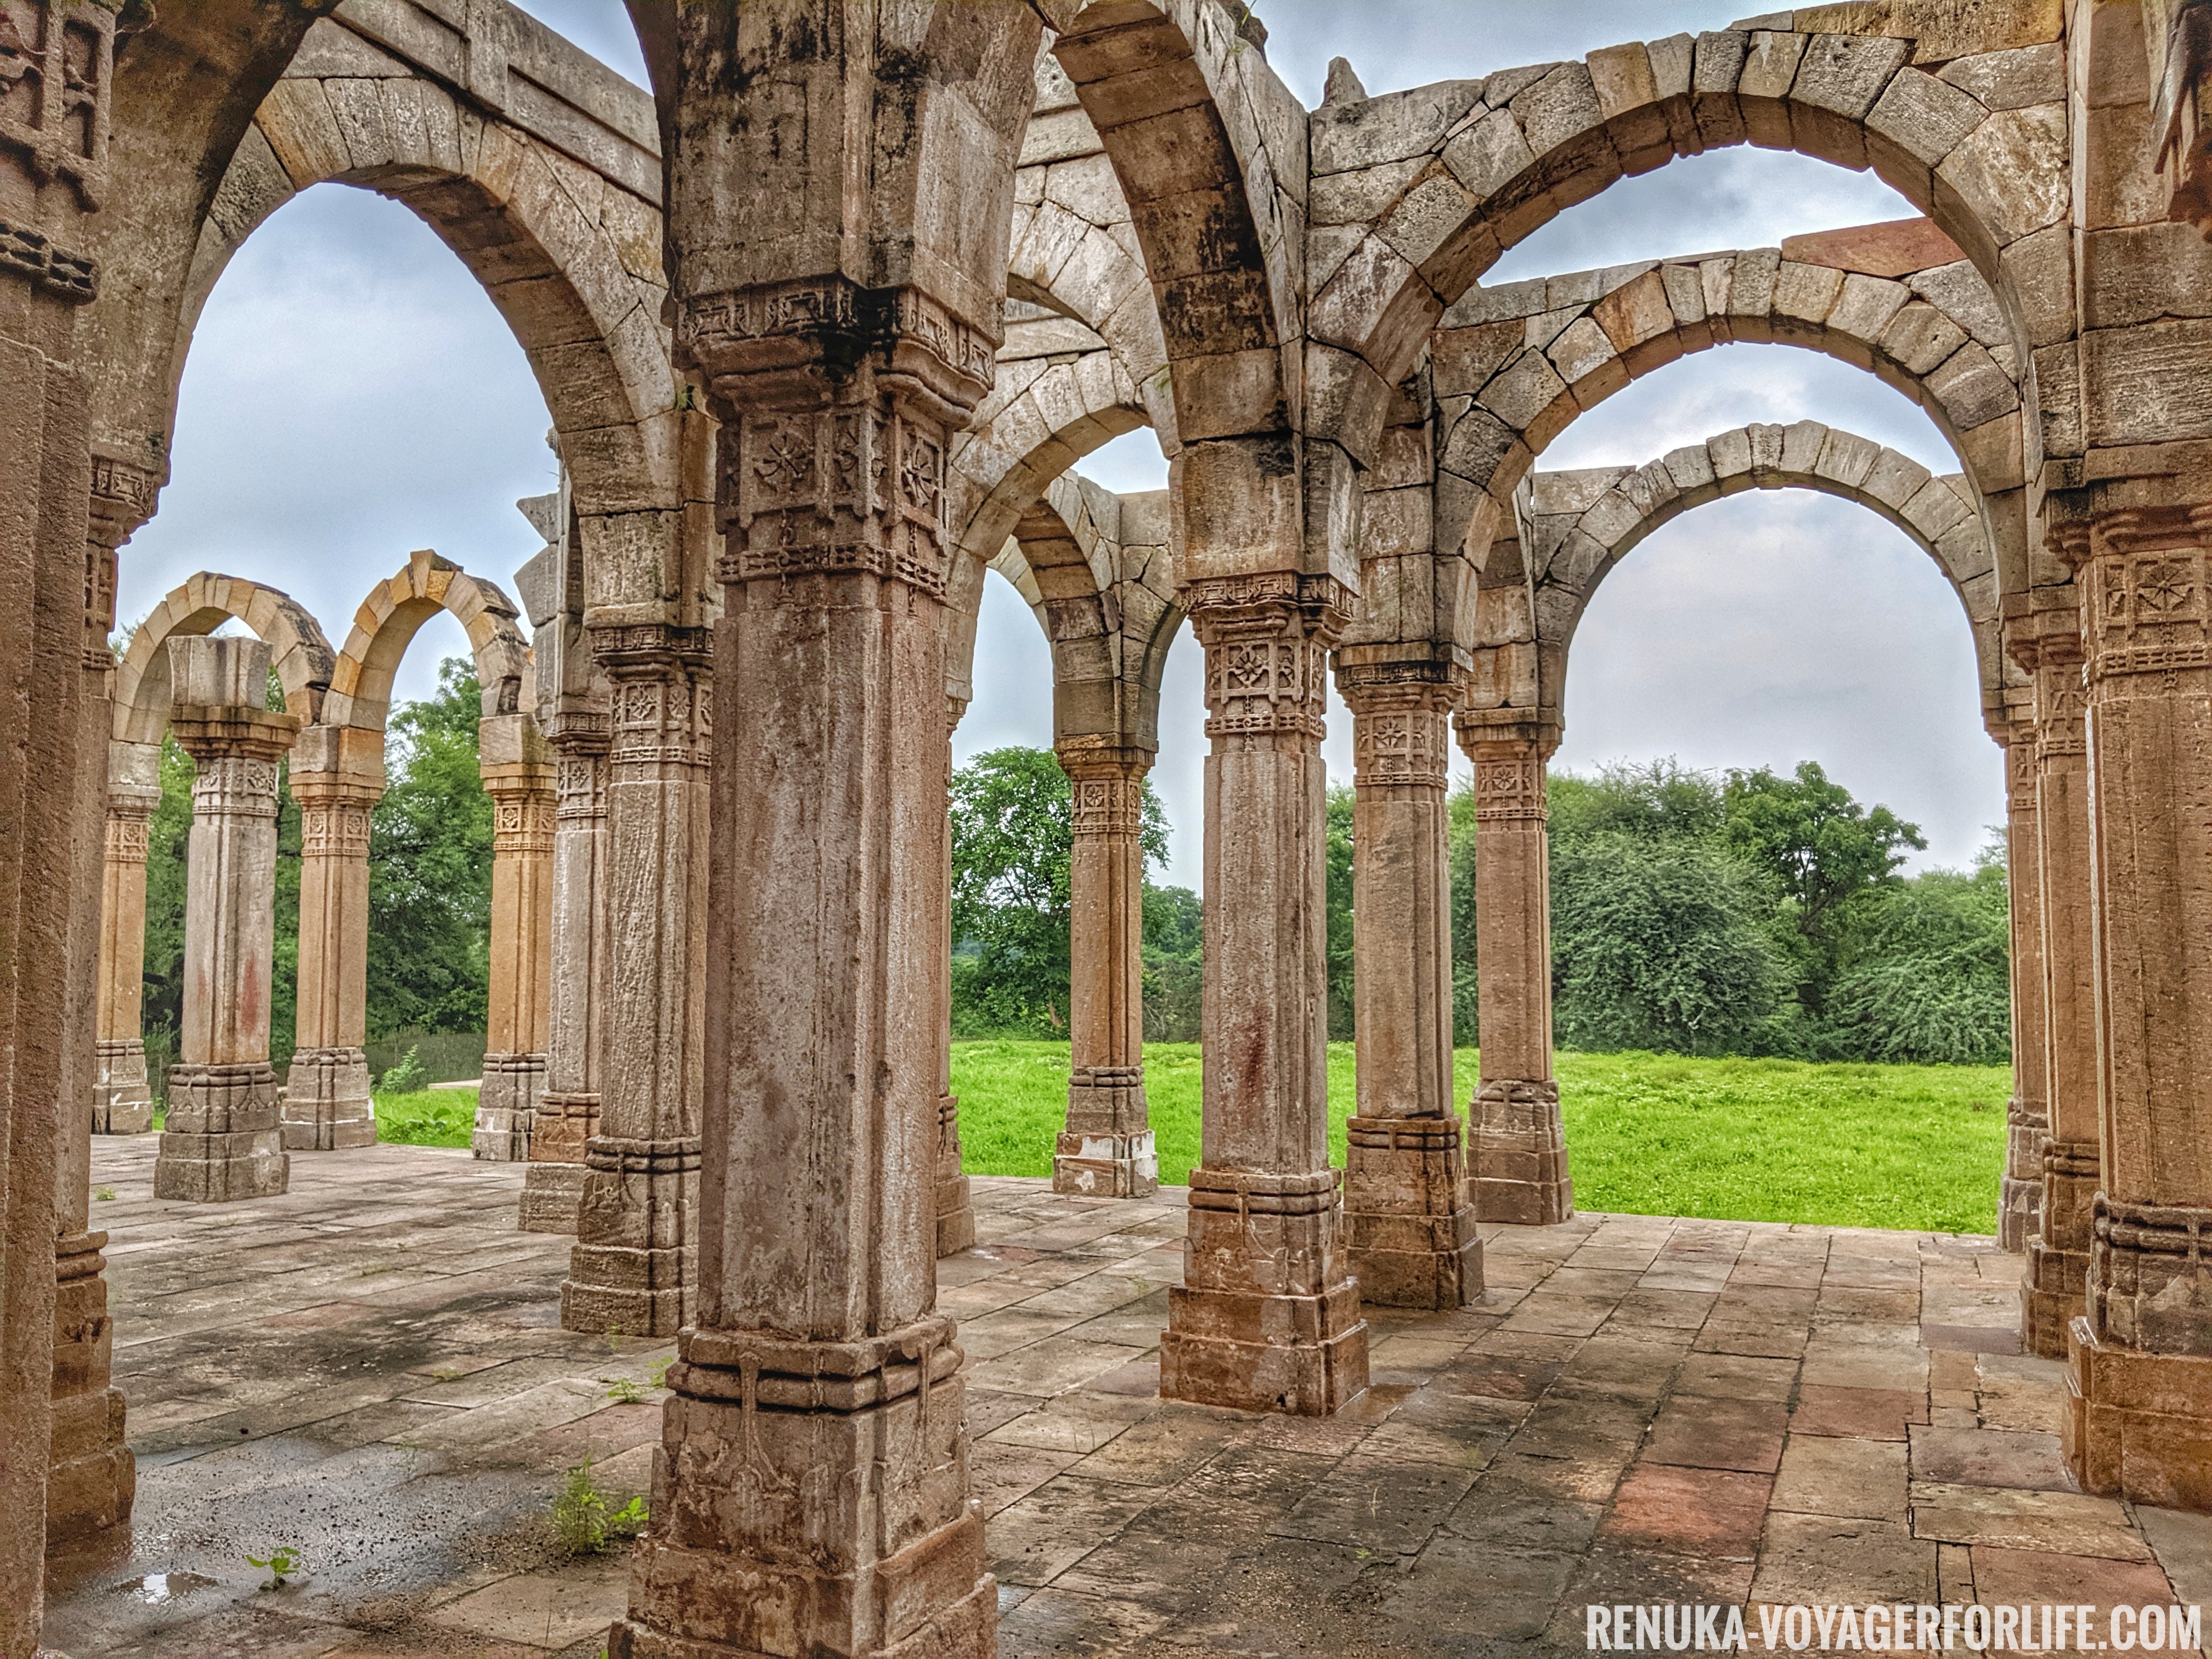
[952,1040,2010,1236]
[374,1087,477,1148]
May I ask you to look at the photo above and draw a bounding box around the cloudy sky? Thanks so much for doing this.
[120,0,2004,890]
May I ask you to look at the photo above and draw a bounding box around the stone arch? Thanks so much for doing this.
[1011,47,1180,452]
[112,573,337,750]
[1505,421,2007,740]
[1047,0,1307,467]
[986,474,1186,753]
[1309,26,2068,415]
[178,14,682,610]
[1429,235,2028,586]
[324,551,532,737]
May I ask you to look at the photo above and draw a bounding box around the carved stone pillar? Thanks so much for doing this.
[283,730,381,1152]
[1,2,114,1637]
[475,716,554,1162]
[1338,675,1480,1308]
[562,640,708,1334]
[522,716,609,1234]
[52,456,143,1549]
[153,638,300,1203]
[936,697,976,1252]
[2055,505,2212,1509]
[93,753,159,1135]
[1456,721,1572,1226]
[1054,744,1157,1200]
[1159,575,1369,1417]
[2014,618,2100,1358]
[607,287,1002,1659]
[1996,723,2049,1251]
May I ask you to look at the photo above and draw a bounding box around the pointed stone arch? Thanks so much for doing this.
[174,12,687,615]
[1309,24,2068,422]
[1428,234,2029,601]
[1499,421,2008,741]
[112,573,337,750]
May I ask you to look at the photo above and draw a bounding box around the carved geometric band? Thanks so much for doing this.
[2095,1194,2212,1261]
[0,217,97,303]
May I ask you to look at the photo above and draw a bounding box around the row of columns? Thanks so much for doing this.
[91,674,562,1184]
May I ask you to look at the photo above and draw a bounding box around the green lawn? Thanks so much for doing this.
[952,1040,2010,1236]
[375,1087,477,1148]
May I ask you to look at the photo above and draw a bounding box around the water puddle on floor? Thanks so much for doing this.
[112,1571,220,1605]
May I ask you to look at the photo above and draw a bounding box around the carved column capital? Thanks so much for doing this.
[1187,573,1350,748]
[1341,673,1457,794]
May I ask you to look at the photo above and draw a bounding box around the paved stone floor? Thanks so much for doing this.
[41,1138,2212,1657]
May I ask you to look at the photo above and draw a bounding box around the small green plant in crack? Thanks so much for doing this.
[648,1355,674,1389]
[93,1186,116,1201]
[551,1457,648,1555]
[246,1545,301,1589]
[605,1376,646,1405]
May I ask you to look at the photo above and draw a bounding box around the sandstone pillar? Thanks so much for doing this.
[608,312,1005,1658]
[93,749,159,1135]
[2013,617,2100,1357]
[1997,724,2050,1250]
[50,462,144,1551]
[475,716,554,1161]
[282,728,382,1152]
[1338,676,1480,1307]
[153,637,298,1202]
[1159,575,1369,1416]
[522,717,610,1234]
[1456,722,1572,1226]
[2055,505,2212,1509]
[1053,744,1157,1200]
[934,697,975,1254]
[1,5,114,1641]
[562,642,707,1334]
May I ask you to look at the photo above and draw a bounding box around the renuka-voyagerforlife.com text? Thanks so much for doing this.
[1587,1602,2204,1652]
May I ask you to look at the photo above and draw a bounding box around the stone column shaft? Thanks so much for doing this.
[1459,724,1572,1226]
[1999,726,2049,1251]
[1054,746,1158,1200]
[93,764,158,1136]
[283,744,381,1153]
[153,638,298,1203]
[563,649,707,1333]
[52,511,136,1551]
[1339,680,1480,1308]
[934,698,975,1255]
[1159,575,1369,1417]
[523,725,610,1233]
[2021,638,2100,1357]
[475,746,555,1161]
[2056,506,2212,1510]
[607,302,1001,1655]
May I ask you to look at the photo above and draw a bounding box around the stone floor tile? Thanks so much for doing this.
[1908,1482,2153,1559]
[1750,1513,1938,1604]
[1066,1410,1233,1488]
[1547,1544,1756,1647]
[1443,1464,1607,1553]
[423,1562,627,1650]
[1790,1383,1928,1441]
[966,1336,1153,1398]
[1968,1547,2190,1645]
[983,1391,1160,1454]
[1770,1434,1909,1520]
[1675,1352,1799,1401]
[989,1475,1161,1587]
[1908,1424,2073,1491]
[1383,1541,1578,1643]
[1601,1462,1773,1558]
[997,1585,1169,1658]
[1644,1396,1790,1474]
[1691,1321,1809,1359]
[2139,1506,2212,1609]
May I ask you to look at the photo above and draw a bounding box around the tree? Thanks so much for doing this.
[1549,831,1786,1056]
[949,746,1170,1039]
[1448,782,1479,1045]
[1325,782,1355,1039]
[1141,883,1203,1043]
[1819,846,2011,1065]
[1550,758,1725,845]
[364,657,492,1036]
